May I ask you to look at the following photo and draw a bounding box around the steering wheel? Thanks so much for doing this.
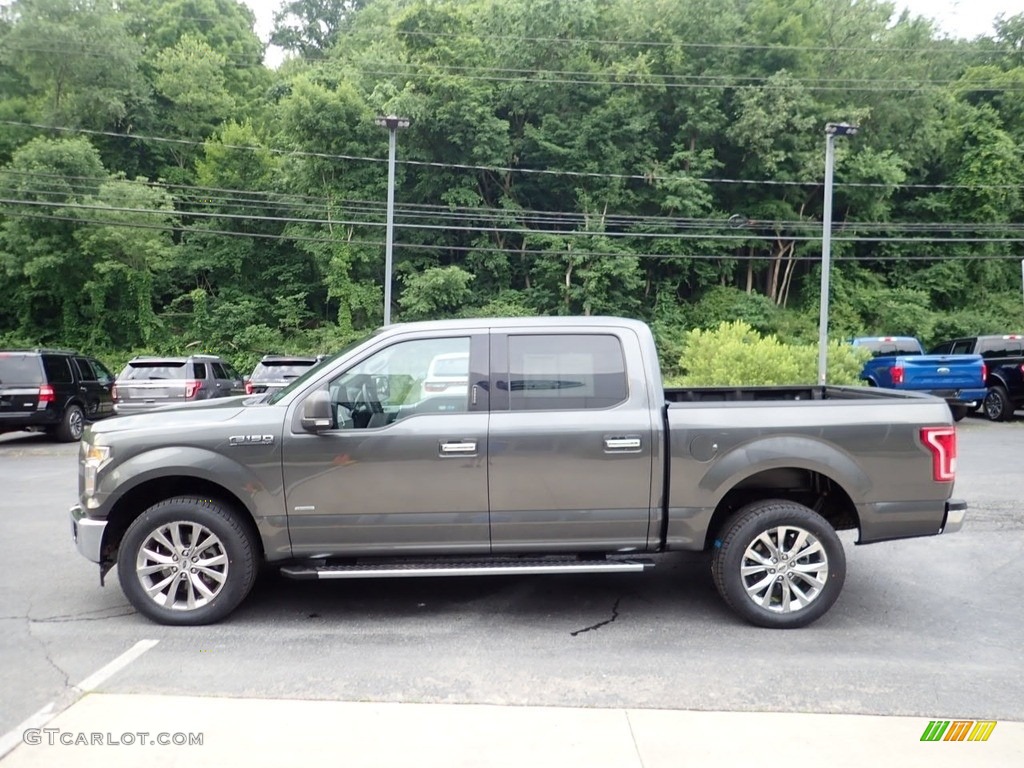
[352,376,384,415]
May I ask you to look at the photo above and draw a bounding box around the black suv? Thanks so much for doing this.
[930,334,1024,421]
[114,354,244,414]
[0,349,115,441]
[246,354,323,395]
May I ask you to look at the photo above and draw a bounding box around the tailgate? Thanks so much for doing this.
[901,355,984,389]
[115,380,188,402]
[0,385,41,411]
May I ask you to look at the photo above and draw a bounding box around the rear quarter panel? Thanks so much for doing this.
[664,394,955,548]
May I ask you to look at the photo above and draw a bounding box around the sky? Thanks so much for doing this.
[242,0,1024,68]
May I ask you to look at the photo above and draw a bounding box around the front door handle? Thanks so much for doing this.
[440,440,477,456]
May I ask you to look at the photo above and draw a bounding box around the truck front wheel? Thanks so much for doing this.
[712,500,846,629]
[117,497,258,626]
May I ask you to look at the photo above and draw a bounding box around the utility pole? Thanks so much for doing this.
[374,115,410,326]
[817,122,859,385]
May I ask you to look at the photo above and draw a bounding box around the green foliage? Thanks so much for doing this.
[398,266,475,321]
[689,286,781,334]
[672,320,870,386]
[1,0,1023,382]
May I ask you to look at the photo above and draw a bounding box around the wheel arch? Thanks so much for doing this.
[100,477,264,568]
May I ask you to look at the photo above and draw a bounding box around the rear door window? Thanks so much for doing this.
[504,334,628,411]
[74,357,97,381]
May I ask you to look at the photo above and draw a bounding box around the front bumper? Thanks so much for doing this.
[70,504,107,562]
[941,498,967,534]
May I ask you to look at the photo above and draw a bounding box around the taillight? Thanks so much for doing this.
[245,381,254,395]
[890,365,904,385]
[185,380,201,398]
[37,384,55,406]
[981,363,987,381]
[111,384,118,401]
[921,426,957,482]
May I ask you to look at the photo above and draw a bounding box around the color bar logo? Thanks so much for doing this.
[921,720,997,742]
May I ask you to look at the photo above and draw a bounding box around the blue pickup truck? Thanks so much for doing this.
[852,336,986,421]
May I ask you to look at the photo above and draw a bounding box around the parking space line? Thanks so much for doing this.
[74,639,159,693]
[0,639,159,759]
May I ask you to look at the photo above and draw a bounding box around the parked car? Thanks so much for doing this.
[71,317,964,628]
[113,354,244,414]
[246,355,323,395]
[0,349,115,441]
[851,336,987,421]
[422,351,469,397]
[929,334,1024,421]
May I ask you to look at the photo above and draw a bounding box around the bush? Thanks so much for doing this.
[668,321,870,386]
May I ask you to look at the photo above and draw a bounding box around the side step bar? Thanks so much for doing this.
[280,557,655,581]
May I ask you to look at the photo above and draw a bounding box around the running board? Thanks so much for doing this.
[280,557,655,581]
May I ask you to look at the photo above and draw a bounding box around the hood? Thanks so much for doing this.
[91,396,255,436]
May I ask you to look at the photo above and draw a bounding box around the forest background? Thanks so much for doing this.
[1,0,1023,378]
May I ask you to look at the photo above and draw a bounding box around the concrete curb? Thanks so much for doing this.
[2,694,1022,767]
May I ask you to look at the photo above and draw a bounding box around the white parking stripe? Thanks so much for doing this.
[0,639,159,759]
[74,639,159,693]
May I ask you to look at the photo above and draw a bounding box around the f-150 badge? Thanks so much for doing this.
[229,435,275,446]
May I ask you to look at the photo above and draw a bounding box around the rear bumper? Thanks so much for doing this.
[70,504,106,563]
[941,498,967,534]
[0,410,58,431]
[931,388,987,406]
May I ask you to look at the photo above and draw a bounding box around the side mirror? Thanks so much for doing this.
[300,390,333,433]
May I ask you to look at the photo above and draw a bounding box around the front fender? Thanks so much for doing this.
[96,446,270,514]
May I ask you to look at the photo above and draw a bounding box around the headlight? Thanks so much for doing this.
[83,445,112,498]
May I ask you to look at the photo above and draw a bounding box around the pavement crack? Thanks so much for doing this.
[24,604,72,691]
[570,597,621,637]
[31,607,137,623]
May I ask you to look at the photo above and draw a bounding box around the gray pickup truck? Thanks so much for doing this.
[70,317,966,628]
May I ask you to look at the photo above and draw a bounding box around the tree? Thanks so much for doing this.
[0,136,108,342]
[271,0,367,57]
[0,0,146,128]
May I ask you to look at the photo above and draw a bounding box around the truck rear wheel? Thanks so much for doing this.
[983,385,1013,422]
[117,497,258,626]
[712,500,846,629]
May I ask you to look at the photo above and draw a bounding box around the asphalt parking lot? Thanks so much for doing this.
[0,415,1022,765]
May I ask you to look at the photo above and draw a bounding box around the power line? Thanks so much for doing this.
[3,207,1022,261]
[4,121,1024,191]
[4,196,1024,246]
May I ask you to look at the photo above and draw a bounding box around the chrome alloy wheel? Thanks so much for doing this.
[739,525,829,613]
[135,521,229,611]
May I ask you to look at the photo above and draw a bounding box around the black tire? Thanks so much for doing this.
[949,405,968,422]
[117,496,259,626]
[55,403,85,442]
[983,385,1014,422]
[711,499,846,629]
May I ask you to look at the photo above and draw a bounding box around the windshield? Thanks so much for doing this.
[265,333,376,404]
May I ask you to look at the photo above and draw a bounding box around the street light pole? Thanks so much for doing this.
[817,122,858,386]
[374,115,410,326]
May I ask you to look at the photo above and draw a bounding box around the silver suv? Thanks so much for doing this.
[113,354,244,414]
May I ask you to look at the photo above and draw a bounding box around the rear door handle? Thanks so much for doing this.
[604,436,641,451]
[440,440,477,456]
